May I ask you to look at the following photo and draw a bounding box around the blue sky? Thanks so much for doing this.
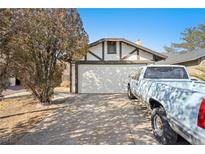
[78,8,205,53]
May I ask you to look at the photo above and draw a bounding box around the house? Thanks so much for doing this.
[8,78,21,86]
[70,38,167,93]
[156,49,205,75]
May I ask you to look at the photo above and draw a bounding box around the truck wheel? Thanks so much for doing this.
[151,107,178,144]
[127,86,136,99]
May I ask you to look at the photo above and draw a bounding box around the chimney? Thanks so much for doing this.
[135,39,142,46]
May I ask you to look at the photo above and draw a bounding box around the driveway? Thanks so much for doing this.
[15,94,187,145]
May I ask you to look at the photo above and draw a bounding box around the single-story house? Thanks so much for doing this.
[156,49,205,75]
[70,38,167,93]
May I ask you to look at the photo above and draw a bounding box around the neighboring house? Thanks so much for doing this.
[70,38,167,93]
[9,77,21,86]
[156,49,205,75]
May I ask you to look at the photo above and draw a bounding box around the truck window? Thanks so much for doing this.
[144,67,189,79]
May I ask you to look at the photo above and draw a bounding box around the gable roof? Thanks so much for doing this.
[157,48,205,64]
[89,38,167,59]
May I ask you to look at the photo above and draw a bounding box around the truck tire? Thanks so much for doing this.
[127,86,136,99]
[151,107,178,144]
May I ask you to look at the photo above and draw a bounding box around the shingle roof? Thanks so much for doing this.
[89,38,167,59]
[156,48,205,64]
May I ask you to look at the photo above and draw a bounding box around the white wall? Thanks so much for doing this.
[89,43,103,58]
[87,53,99,61]
[139,50,153,61]
[87,41,155,61]
[71,64,76,93]
[124,54,138,60]
[121,42,136,58]
[9,77,16,86]
[104,41,120,61]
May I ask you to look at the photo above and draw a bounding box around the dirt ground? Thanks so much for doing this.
[0,96,65,144]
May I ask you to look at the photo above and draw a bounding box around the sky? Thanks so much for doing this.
[78,8,205,53]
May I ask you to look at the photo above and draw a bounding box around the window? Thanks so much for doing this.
[107,41,116,54]
[144,67,189,79]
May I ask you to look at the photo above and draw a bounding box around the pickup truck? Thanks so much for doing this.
[127,65,205,144]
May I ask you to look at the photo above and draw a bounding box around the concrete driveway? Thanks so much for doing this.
[15,94,187,145]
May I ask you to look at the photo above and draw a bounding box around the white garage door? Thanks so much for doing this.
[78,64,144,93]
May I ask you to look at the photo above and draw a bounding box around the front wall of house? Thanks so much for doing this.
[104,41,120,60]
[86,43,102,61]
[85,41,159,62]
[90,43,103,58]
[124,55,138,60]
[71,63,76,93]
[87,52,98,61]
[121,42,136,58]
[139,50,153,61]
[181,57,205,76]
[71,39,165,93]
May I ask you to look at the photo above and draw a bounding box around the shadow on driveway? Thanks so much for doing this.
[14,94,189,145]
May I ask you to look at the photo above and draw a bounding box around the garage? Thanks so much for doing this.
[78,64,144,93]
